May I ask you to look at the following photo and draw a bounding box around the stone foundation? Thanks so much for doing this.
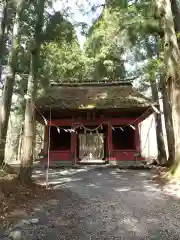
[109,160,146,167]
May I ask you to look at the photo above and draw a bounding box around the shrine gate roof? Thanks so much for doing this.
[36,82,153,111]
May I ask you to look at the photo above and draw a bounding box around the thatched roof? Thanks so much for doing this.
[36,83,152,111]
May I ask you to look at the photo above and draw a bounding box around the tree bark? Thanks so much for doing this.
[170,1,180,168]
[0,1,26,165]
[159,74,175,165]
[170,0,180,36]
[0,0,8,81]
[19,0,45,183]
[150,79,167,165]
[17,125,23,161]
[18,56,35,182]
[157,0,180,172]
[145,36,167,165]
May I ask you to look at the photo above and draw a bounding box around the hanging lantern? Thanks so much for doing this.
[57,127,61,134]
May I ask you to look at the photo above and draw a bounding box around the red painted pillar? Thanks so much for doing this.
[107,124,113,159]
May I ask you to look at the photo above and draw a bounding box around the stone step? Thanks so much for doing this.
[78,159,106,165]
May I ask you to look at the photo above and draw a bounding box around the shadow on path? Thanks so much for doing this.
[3,167,180,239]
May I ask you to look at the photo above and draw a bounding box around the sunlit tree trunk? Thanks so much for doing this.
[19,56,36,181]
[0,0,8,81]
[159,74,175,165]
[145,37,167,165]
[19,0,45,183]
[0,0,26,165]
[150,78,167,165]
[17,125,23,161]
[156,0,180,173]
[170,0,180,41]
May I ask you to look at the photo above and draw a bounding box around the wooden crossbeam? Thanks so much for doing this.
[50,76,139,87]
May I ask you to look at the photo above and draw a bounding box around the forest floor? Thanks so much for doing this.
[1,166,180,239]
[0,170,55,229]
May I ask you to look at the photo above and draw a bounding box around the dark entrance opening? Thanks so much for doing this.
[112,126,136,150]
[50,126,71,151]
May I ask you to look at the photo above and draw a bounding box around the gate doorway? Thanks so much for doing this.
[78,133,105,161]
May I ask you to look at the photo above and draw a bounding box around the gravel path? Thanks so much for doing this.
[4,167,180,239]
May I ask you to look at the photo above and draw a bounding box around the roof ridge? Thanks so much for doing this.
[49,76,139,87]
[50,81,132,87]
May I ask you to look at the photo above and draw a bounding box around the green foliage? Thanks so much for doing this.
[12,2,82,90]
[40,40,86,86]
[84,5,128,80]
[8,0,165,99]
[83,0,162,81]
[43,11,76,43]
[36,0,162,85]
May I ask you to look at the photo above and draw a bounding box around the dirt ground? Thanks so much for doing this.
[1,166,180,239]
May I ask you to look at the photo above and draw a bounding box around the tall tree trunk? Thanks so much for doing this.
[19,0,45,183]
[18,56,36,181]
[145,37,167,165]
[0,0,8,81]
[150,79,167,165]
[17,134,23,161]
[0,0,26,165]
[157,0,180,173]
[170,0,180,165]
[170,0,180,38]
[14,123,23,161]
[159,74,175,165]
